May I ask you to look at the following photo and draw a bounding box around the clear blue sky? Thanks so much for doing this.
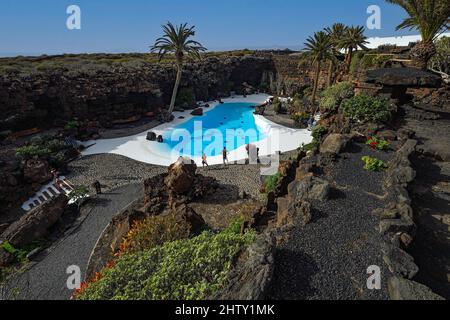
[0,0,416,56]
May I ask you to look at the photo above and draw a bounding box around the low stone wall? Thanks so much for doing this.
[375,139,444,300]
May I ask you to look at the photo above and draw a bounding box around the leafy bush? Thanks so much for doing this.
[362,156,388,172]
[299,142,316,152]
[69,185,90,207]
[319,81,355,111]
[119,213,191,254]
[291,111,309,124]
[16,144,51,159]
[16,136,71,162]
[264,173,281,193]
[272,98,282,114]
[312,125,328,143]
[366,136,390,151]
[65,120,80,130]
[361,54,393,68]
[75,222,256,300]
[429,36,450,74]
[342,95,391,123]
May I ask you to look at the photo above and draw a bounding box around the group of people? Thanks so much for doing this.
[201,146,229,167]
[200,144,260,168]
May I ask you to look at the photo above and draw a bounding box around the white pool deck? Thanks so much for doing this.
[81,94,313,167]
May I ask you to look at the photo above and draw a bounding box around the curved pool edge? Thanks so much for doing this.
[81,94,313,167]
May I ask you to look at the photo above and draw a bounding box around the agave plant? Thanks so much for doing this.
[340,25,369,73]
[386,0,450,69]
[324,23,348,86]
[304,31,334,105]
[151,22,207,119]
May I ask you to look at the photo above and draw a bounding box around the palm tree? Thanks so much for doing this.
[324,23,348,86]
[340,25,369,74]
[386,0,450,69]
[151,22,207,119]
[304,31,334,105]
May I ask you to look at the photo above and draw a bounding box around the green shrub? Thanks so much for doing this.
[312,125,328,143]
[16,136,70,161]
[76,223,256,300]
[361,54,393,69]
[349,51,365,76]
[299,142,316,152]
[366,136,390,151]
[342,95,391,123]
[16,144,52,159]
[120,213,191,254]
[272,98,282,114]
[429,36,450,74]
[319,81,355,111]
[264,173,281,193]
[361,156,388,172]
[65,120,80,130]
[291,111,309,124]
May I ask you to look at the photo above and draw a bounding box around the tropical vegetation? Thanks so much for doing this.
[319,81,355,111]
[324,23,347,86]
[342,95,391,123]
[340,25,369,73]
[386,0,450,69]
[151,22,207,119]
[303,31,333,105]
[75,219,255,300]
[429,36,450,74]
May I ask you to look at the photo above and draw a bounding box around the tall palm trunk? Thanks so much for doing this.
[312,60,321,106]
[168,63,183,116]
[410,40,437,70]
[346,47,353,74]
[327,60,334,87]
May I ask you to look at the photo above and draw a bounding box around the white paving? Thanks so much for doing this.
[81,94,313,167]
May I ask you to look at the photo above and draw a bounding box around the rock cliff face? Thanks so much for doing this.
[0,55,274,131]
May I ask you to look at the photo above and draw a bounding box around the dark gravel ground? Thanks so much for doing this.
[269,143,395,300]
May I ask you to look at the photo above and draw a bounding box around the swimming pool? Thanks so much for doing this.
[159,102,267,157]
[82,94,312,167]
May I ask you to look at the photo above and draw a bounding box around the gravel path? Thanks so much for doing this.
[269,144,394,300]
[1,183,142,300]
[67,154,269,199]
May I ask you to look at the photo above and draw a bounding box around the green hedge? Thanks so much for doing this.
[76,222,256,300]
[342,95,391,123]
[319,81,354,111]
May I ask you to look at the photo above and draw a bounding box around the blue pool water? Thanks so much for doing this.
[161,102,266,157]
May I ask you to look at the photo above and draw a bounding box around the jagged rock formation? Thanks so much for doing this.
[0,55,274,131]
[1,194,68,247]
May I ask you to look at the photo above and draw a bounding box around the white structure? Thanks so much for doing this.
[366,33,450,49]
[21,177,74,211]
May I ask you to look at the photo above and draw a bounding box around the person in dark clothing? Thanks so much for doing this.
[222,147,229,165]
[92,180,102,194]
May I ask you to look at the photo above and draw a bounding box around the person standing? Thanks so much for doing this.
[92,180,102,195]
[222,147,229,166]
[202,153,209,168]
